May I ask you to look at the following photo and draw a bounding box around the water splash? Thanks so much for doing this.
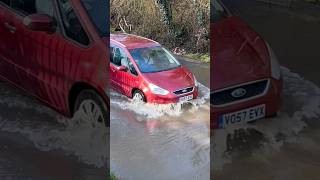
[110,83,210,119]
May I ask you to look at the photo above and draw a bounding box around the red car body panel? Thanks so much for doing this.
[212,16,271,90]
[211,16,282,129]
[110,33,198,104]
[144,66,199,104]
[0,0,109,117]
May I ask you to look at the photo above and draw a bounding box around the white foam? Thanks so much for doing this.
[110,83,210,119]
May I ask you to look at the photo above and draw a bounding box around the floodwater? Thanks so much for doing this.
[110,59,210,180]
[0,80,108,179]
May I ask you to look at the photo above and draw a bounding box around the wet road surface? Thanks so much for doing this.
[110,58,210,180]
[0,80,108,180]
[212,1,320,179]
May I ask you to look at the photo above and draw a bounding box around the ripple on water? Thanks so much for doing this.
[110,83,210,179]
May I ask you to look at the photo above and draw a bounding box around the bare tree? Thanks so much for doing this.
[191,0,209,53]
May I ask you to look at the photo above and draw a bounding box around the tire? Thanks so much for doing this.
[132,89,146,103]
[74,89,109,127]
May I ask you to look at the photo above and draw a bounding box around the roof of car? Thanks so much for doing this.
[110,33,160,49]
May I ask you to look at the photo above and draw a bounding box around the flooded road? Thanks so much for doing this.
[213,0,320,179]
[110,59,210,180]
[0,81,108,179]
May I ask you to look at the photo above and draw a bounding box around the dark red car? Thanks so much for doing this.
[110,33,199,104]
[211,1,282,129]
[0,0,109,127]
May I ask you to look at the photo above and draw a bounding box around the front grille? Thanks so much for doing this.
[211,79,269,106]
[173,87,194,95]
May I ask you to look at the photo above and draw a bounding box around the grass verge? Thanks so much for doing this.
[110,172,117,180]
[184,53,210,63]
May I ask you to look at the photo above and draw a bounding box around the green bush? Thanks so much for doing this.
[110,172,117,180]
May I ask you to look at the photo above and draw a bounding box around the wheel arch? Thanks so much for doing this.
[68,82,109,117]
[131,88,141,97]
[131,88,147,102]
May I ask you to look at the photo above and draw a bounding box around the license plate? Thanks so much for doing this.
[218,104,265,128]
[179,94,193,102]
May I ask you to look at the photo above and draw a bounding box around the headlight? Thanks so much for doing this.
[148,83,169,95]
[193,74,199,87]
[266,42,281,80]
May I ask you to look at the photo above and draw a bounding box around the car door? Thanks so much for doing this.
[28,0,95,112]
[0,0,21,85]
[7,0,56,96]
[119,56,140,97]
[111,45,139,97]
[110,45,120,91]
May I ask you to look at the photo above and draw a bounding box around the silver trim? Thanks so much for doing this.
[173,86,195,96]
[211,79,270,107]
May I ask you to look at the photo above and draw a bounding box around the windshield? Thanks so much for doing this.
[211,1,227,22]
[80,0,108,37]
[130,47,181,73]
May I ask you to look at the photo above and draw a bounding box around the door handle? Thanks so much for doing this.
[4,22,16,34]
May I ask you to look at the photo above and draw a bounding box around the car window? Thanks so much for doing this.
[80,0,108,37]
[129,46,181,73]
[11,0,54,16]
[58,0,90,46]
[0,0,10,6]
[110,46,127,67]
[128,60,138,76]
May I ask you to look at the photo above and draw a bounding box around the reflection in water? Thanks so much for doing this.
[212,67,320,172]
[110,83,210,180]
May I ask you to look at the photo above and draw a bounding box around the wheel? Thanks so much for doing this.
[132,89,146,103]
[74,90,109,128]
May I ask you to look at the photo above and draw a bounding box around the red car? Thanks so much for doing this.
[110,33,199,104]
[211,1,282,129]
[0,0,109,127]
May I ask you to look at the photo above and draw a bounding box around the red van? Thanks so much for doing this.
[0,0,109,127]
[110,33,199,104]
[211,1,282,128]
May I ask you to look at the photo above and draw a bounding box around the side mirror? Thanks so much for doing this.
[117,66,128,72]
[23,14,56,33]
